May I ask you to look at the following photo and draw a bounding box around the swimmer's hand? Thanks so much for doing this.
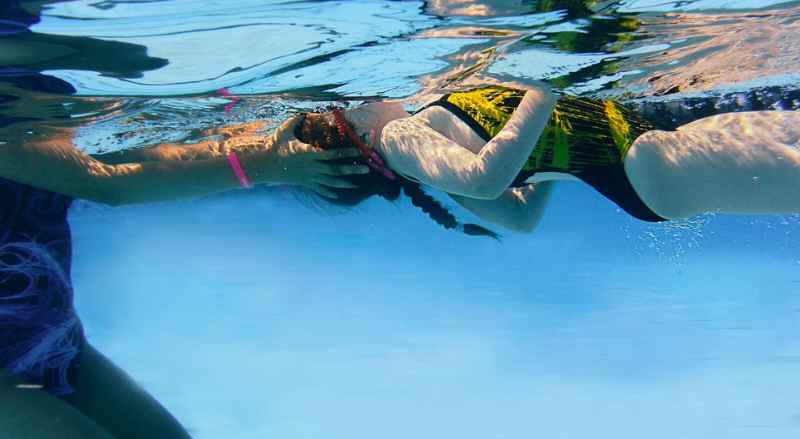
[257,116,369,198]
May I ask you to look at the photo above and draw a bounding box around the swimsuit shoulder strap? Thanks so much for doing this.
[416,85,526,142]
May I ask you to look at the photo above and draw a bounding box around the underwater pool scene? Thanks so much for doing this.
[2,0,800,437]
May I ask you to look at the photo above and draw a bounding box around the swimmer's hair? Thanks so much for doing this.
[294,110,499,239]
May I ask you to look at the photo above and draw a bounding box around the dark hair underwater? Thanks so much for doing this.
[293,110,499,239]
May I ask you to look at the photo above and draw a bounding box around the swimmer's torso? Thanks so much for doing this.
[417,85,664,221]
[422,86,656,182]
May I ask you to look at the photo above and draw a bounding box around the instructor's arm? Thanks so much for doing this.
[0,117,367,205]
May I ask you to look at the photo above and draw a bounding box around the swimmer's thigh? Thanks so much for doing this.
[625,111,800,218]
[63,343,192,439]
[0,368,114,439]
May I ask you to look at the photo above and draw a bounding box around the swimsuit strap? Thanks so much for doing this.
[416,86,523,142]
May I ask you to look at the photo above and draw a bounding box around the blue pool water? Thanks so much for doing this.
[4,0,800,437]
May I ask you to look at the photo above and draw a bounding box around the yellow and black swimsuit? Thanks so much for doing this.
[422,86,666,222]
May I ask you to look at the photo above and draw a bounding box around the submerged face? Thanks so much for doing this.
[346,102,409,147]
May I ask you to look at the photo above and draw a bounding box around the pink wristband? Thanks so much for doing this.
[227,151,253,189]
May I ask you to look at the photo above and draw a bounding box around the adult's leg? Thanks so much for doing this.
[624,111,800,219]
[63,343,192,439]
[0,368,114,439]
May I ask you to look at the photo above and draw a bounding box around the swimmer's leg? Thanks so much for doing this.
[63,343,192,439]
[0,368,114,439]
[624,111,800,219]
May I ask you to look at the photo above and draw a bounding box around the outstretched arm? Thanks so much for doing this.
[379,85,555,199]
[92,121,271,164]
[449,182,554,233]
[0,117,367,205]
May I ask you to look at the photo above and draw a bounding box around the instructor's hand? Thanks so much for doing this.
[257,116,370,198]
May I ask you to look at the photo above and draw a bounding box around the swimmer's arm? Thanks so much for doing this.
[379,87,555,199]
[449,182,553,233]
